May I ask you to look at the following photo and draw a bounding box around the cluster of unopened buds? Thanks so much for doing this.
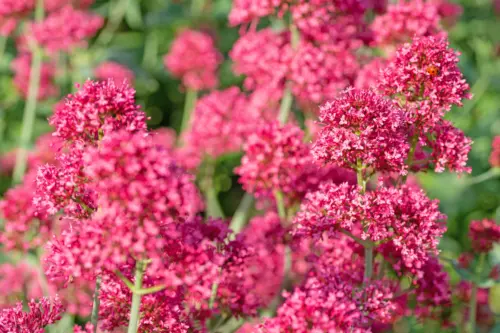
[0,0,499,332]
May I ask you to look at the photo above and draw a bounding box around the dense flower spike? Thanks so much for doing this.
[380,35,471,129]
[313,88,409,173]
[94,61,135,87]
[371,0,443,48]
[30,6,103,53]
[290,42,359,105]
[259,271,398,332]
[230,28,291,93]
[182,87,256,159]
[294,183,446,272]
[49,79,146,143]
[12,53,58,100]
[490,136,500,167]
[228,0,282,26]
[291,0,366,45]
[0,297,63,333]
[236,121,309,200]
[0,263,44,307]
[164,29,222,91]
[469,219,500,253]
[413,257,452,319]
[45,131,204,280]
[424,120,472,173]
[218,212,284,315]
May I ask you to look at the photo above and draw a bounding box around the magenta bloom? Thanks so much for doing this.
[469,219,500,253]
[44,0,94,12]
[229,0,282,26]
[11,53,58,101]
[354,57,387,89]
[30,6,103,53]
[164,29,222,91]
[218,212,284,316]
[260,272,397,332]
[230,28,291,92]
[380,36,471,129]
[294,183,446,272]
[49,79,146,143]
[236,121,309,200]
[0,0,34,36]
[490,136,500,167]
[45,131,204,280]
[182,87,256,159]
[291,0,366,45]
[94,61,135,88]
[291,42,359,105]
[0,297,63,333]
[312,88,409,174]
[371,0,442,48]
[424,120,472,173]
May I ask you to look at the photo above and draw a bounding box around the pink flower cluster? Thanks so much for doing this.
[469,219,500,253]
[294,183,446,272]
[371,0,443,49]
[236,121,309,200]
[94,61,135,87]
[164,29,222,91]
[0,297,63,333]
[30,5,103,53]
[181,87,258,161]
[313,88,409,174]
[490,136,500,167]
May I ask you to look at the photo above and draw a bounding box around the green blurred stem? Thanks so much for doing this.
[12,0,44,184]
[469,253,486,333]
[277,24,299,125]
[229,193,254,233]
[96,0,130,46]
[357,160,373,285]
[127,260,146,333]
[204,158,225,218]
[402,133,418,184]
[91,275,101,333]
[467,168,500,186]
[278,83,293,124]
[208,268,222,309]
[274,190,286,222]
[180,88,197,137]
[190,0,205,16]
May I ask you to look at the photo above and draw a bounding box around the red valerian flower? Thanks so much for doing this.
[94,61,135,88]
[379,36,471,129]
[164,29,222,91]
[312,88,409,174]
[469,219,500,253]
[0,297,63,333]
[11,53,58,100]
[236,121,309,200]
[30,5,103,53]
[489,136,500,167]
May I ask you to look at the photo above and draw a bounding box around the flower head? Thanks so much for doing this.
[489,136,500,167]
[94,61,135,88]
[30,6,103,53]
[164,29,222,91]
[469,219,500,253]
[312,88,409,174]
[0,297,63,333]
[12,53,58,101]
[379,36,471,129]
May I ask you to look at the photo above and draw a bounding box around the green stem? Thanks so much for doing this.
[402,133,418,184]
[467,168,500,186]
[142,31,158,70]
[127,260,146,333]
[229,193,254,233]
[203,158,224,218]
[364,245,373,285]
[12,0,44,184]
[95,0,130,46]
[179,88,197,136]
[274,190,286,222]
[208,270,221,309]
[278,83,293,124]
[91,275,101,333]
[469,253,486,333]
